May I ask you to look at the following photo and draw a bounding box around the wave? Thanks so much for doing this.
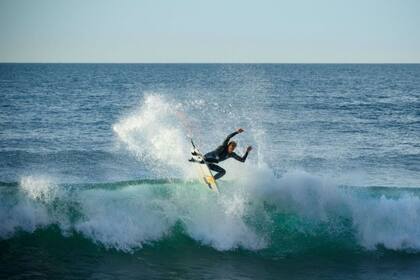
[2,171,420,257]
[2,94,419,258]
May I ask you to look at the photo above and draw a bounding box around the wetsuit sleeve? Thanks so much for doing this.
[222,131,239,146]
[231,151,249,163]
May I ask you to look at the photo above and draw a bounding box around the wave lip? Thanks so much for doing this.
[2,172,420,257]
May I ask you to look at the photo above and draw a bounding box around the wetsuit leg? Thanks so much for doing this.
[207,163,226,180]
[204,156,218,163]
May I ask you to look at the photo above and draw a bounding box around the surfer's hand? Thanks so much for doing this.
[246,146,252,152]
[237,128,244,133]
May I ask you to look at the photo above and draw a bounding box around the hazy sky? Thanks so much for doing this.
[0,0,419,62]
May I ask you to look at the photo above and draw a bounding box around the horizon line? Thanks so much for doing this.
[1,62,420,65]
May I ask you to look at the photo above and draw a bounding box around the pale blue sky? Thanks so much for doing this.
[0,0,419,62]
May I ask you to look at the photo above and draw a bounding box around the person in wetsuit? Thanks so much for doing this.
[197,128,252,180]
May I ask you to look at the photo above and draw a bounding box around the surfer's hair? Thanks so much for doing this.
[229,141,237,147]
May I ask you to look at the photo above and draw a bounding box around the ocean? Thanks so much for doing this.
[1,63,419,279]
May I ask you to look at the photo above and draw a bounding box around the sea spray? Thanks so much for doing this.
[112,94,194,179]
[2,171,420,255]
[20,175,59,203]
[75,185,177,251]
[248,169,420,252]
[350,194,420,250]
[2,88,420,254]
[0,176,56,237]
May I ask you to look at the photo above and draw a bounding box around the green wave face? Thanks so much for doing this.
[2,172,420,259]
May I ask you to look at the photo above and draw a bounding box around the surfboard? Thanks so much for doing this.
[190,139,219,193]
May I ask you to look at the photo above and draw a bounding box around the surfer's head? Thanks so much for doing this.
[227,141,237,153]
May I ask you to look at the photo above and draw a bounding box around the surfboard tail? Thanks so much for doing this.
[190,138,219,193]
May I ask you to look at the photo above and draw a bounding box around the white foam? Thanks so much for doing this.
[113,94,194,178]
[75,185,178,251]
[0,198,50,238]
[3,170,420,253]
[351,194,420,250]
[0,175,58,237]
[247,167,420,251]
[2,93,420,253]
[20,175,59,202]
[174,185,267,251]
[72,182,267,251]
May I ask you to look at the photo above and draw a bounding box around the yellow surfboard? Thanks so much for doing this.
[190,139,219,193]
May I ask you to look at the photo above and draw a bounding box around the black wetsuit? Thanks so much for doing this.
[204,131,249,180]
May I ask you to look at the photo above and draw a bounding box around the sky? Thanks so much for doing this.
[0,0,419,63]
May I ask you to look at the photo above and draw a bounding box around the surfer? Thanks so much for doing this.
[190,129,252,180]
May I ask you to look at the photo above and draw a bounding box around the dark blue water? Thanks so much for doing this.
[1,64,420,279]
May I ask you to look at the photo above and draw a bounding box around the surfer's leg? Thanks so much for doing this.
[207,163,226,180]
[203,156,218,163]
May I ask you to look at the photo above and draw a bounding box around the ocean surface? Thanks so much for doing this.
[1,63,419,279]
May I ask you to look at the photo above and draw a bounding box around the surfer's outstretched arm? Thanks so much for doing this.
[222,128,244,146]
[231,146,252,162]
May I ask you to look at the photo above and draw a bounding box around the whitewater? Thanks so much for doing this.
[1,63,419,279]
[2,93,420,253]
